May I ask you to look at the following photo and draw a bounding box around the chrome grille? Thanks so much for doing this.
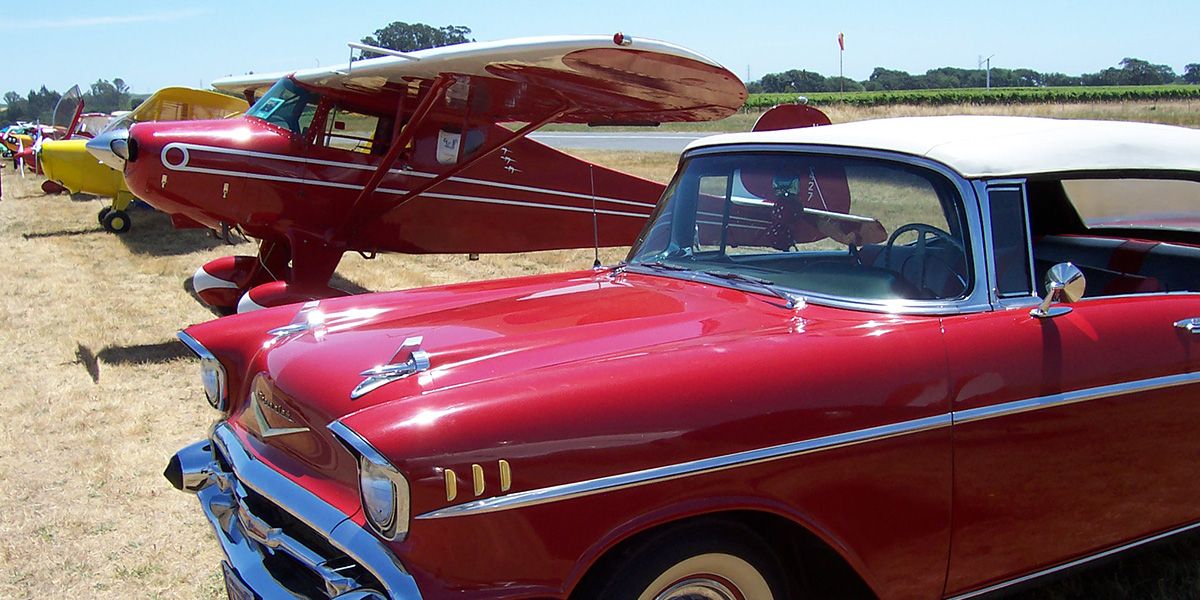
[211,437,386,599]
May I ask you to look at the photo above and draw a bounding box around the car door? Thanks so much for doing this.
[941,180,1200,596]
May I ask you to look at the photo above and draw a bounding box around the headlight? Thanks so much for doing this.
[361,456,399,530]
[178,331,228,410]
[330,421,410,541]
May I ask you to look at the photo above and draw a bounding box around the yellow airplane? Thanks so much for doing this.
[38,87,247,233]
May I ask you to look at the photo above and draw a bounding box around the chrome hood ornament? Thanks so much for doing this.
[268,300,324,340]
[351,336,431,399]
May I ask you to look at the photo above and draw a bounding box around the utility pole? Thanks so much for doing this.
[978,54,995,89]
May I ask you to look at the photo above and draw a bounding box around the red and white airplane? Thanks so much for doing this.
[87,34,748,313]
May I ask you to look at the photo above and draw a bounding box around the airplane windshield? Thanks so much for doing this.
[246,78,319,135]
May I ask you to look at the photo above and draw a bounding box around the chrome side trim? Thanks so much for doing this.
[952,371,1200,425]
[419,370,1200,520]
[416,413,952,520]
[329,420,393,466]
[947,519,1200,600]
[203,424,423,599]
[177,330,216,362]
[177,330,227,411]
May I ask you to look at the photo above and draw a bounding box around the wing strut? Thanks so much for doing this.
[336,75,454,235]
[338,87,569,235]
[387,107,567,212]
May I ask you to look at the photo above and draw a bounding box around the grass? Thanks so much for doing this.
[2,112,1200,598]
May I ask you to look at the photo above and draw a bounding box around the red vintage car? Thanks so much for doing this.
[167,115,1200,599]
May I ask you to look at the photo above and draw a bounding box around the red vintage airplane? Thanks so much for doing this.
[87,34,748,313]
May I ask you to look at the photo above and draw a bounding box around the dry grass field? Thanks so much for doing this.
[545,99,1200,131]
[2,125,1200,599]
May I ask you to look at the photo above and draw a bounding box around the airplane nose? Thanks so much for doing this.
[86,128,136,170]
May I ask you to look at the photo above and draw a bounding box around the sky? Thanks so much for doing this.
[1,0,1197,97]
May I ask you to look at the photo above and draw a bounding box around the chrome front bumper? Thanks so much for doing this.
[166,423,423,599]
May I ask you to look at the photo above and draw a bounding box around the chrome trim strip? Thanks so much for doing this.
[207,424,423,599]
[947,519,1200,600]
[419,369,1200,520]
[177,330,216,362]
[952,371,1200,425]
[177,330,227,411]
[416,413,952,520]
[328,421,392,467]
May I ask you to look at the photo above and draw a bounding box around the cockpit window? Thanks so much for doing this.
[246,78,319,135]
[627,152,971,303]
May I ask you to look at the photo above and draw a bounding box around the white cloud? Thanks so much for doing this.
[1,8,209,29]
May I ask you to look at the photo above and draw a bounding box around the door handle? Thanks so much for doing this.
[1174,318,1200,333]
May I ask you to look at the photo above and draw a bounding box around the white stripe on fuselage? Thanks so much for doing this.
[159,141,658,210]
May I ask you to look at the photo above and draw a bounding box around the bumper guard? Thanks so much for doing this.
[166,423,423,599]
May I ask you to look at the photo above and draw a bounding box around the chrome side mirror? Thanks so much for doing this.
[1031,262,1085,318]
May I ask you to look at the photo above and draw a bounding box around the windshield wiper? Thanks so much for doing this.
[617,260,692,275]
[700,270,801,309]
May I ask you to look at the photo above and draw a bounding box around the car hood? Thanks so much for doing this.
[263,269,791,421]
[204,268,798,516]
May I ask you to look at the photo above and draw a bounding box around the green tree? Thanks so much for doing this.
[865,67,918,91]
[359,22,473,57]
[1185,64,1200,84]
[85,78,132,113]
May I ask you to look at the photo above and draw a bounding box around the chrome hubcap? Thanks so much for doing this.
[654,577,740,600]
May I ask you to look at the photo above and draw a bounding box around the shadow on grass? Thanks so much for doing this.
[116,207,247,257]
[97,340,192,366]
[73,340,193,383]
[331,273,371,295]
[74,343,100,383]
[24,226,105,239]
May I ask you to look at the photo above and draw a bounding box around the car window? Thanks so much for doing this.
[1026,178,1200,297]
[629,152,971,302]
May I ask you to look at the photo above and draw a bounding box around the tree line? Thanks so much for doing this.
[3,78,137,124]
[752,58,1200,93]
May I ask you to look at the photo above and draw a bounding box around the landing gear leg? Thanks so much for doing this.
[237,233,347,312]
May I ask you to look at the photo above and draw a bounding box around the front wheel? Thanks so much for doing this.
[579,522,789,600]
[102,209,131,234]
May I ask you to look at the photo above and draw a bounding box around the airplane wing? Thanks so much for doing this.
[212,34,746,124]
[120,87,248,126]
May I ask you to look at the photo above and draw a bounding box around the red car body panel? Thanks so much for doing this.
[187,269,957,598]
[168,117,1200,600]
[943,296,1200,594]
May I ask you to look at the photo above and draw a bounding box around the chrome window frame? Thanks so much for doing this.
[975,179,1040,309]
[677,144,992,316]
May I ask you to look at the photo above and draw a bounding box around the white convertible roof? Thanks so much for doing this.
[688,116,1200,178]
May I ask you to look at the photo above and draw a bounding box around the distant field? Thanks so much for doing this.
[750,84,1200,108]
[541,97,1200,132]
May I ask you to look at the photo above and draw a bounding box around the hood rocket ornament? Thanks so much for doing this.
[351,336,432,399]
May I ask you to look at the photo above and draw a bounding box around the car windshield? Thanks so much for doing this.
[627,152,971,302]
[245,78,319,135]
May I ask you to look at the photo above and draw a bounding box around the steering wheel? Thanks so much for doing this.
[883,223,967,298]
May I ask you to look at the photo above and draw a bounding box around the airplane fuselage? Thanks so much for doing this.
[123,115,662,255]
